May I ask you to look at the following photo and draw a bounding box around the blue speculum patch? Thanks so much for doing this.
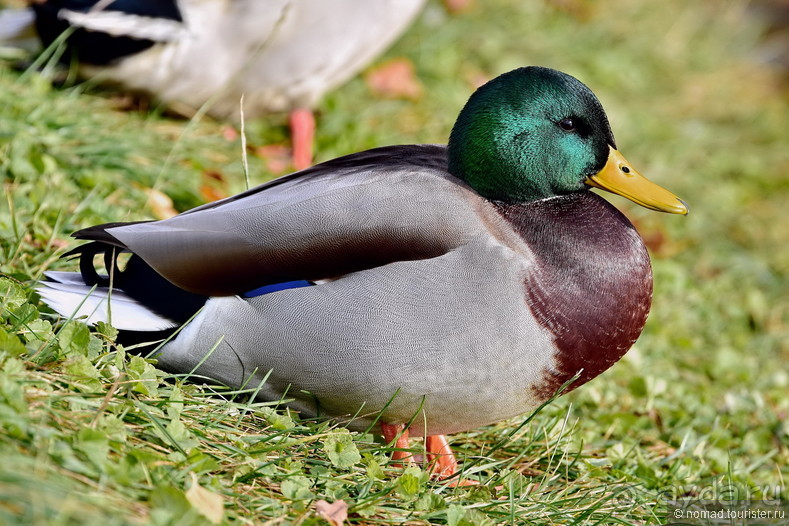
[242,280,313,298]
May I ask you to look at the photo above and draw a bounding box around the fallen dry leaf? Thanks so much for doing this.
[144,187,179,219]
[443,0,474,14]
[222,125,239,141]
[107,92,151,113]
[49,238,71,250]
[546,0,596,21]
[647,439,677,457]
[628,216,684,258]
[315,499,348,526]
[200,170,230,202]
[185,473,224,525]
[365,58,423,100]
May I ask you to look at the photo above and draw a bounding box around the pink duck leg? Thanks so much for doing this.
[289,108,315,171]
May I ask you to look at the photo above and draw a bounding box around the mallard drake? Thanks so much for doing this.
[1,0,425,169]
[38,66,687,479]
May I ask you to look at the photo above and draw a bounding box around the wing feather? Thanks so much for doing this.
[75,145,485,296]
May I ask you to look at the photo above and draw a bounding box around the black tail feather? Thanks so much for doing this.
[115,327,177,355]
[65,241,209,327]
[71,220,151,244]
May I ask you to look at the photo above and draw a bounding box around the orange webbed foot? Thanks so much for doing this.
[426,434,478,486]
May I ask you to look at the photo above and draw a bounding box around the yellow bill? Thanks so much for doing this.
[586,147,688,215]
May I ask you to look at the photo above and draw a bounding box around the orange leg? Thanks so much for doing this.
[382,422,412,464]
[426,435,478,486]
[289,108,315,171]
[382,425,476,485]
[426,435,458,478]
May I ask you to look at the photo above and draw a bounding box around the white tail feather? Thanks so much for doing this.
[0,8,36,44]
[37,272,178,331]
[59,9,185,42]
[44,270,95,287]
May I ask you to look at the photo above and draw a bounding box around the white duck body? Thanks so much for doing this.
[70,0,426,119]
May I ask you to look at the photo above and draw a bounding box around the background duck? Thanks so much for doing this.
[38,66,687,479]
[0,0,426,170]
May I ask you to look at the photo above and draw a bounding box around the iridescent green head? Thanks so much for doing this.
[448,67,688,214]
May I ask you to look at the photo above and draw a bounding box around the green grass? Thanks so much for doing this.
[1,0,787,524]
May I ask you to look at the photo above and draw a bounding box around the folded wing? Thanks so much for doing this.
[75,145,479,296]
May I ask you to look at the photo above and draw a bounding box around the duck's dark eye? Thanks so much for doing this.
[559,118,576,132]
